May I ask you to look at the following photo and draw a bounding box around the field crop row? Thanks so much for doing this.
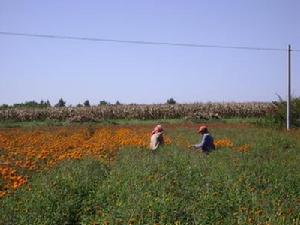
[0,103,276,122]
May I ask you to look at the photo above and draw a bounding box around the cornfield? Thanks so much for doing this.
[0,103,276,122]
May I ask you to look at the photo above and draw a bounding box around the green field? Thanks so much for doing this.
[0,120,299,225]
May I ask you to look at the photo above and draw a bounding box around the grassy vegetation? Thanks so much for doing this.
[0,159,109,225]
[0,123,299,224]
[0,117,265,129]
[0,119,186,128]
[0,119,70,128]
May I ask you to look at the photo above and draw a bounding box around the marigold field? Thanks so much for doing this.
[0,121,299,225]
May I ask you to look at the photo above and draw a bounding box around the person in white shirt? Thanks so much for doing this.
[150,124,164,151]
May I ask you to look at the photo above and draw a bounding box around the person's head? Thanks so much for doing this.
[198,125,208,134]
[156,124,163,132]
[152,124,164,134]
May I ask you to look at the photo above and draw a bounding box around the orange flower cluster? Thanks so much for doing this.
[215,138,251,153]
[214,138,234,148]
[0,126,172,197]
[0,166,28,197]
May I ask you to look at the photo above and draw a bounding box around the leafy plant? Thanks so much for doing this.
[269,96,300,127]
[55,98,66,108]
[83,100,90,107]
[166,97,176,104]
[99,100,108,106]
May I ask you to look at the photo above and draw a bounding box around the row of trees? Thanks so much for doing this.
[0,100,51,109]
[0,98,177,109]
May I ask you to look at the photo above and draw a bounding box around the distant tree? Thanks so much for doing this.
[46,100,51,107]
[115,100,121,105]
[55,98,66,107]
[0,104,9,109]
[167,98,176,105]
[29,101,38,107]
[26,101,38,107]
[99,100,108,106]
[13,101,39,108]
[40,100,51,108]
[7,100,50,108]
[84,100,90,107]
[77,103,83,107]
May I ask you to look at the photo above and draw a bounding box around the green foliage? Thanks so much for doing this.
[0,104,9,109]
[83,142,299,225]
[83,100,90,107]
[55,98,66,107]
[41,100,51,107]
[99,100,109,106]
[269,96,300,127]
[166,97,176,104]
[1,100,51,109]
[0,159,108,225]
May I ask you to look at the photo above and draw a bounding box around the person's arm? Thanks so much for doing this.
[150,133,160,150]
[194,135,208,149]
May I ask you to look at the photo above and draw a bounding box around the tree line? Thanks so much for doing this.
[0,98,177,109]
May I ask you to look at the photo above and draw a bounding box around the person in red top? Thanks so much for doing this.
[150,124,164,151]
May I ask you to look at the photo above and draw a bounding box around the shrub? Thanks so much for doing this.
[40,100,51,107]
[55,98,66,107]
[0,104,9,109]
[167,98,176,104]
[11,100,50,108]
[99,100,108,106]
[83,100,90,107]
[269,96,300,127]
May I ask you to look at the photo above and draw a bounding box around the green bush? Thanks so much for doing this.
[270,97,300,127]
[84,100,90,107]
[55,98,66,107]
[2,100,51,109]
[99,100,109,106]
[166,98,176,104]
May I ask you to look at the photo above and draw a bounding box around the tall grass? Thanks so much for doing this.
[0,159,109,225]
[84,142,299,225]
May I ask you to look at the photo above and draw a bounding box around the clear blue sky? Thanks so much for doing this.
[0,0,299,105]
